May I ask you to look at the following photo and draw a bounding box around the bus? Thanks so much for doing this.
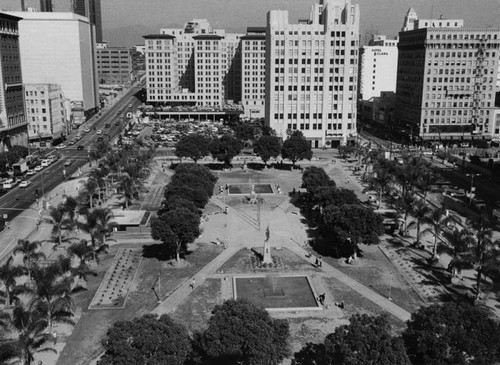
[374,209,399,234]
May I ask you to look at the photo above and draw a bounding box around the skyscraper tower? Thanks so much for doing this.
[40,0,53,12]
[72,0,102,43]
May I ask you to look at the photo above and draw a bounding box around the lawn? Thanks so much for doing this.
[235,275,318,309]
[57,242,224,365]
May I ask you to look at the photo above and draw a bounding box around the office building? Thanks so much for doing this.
[265,0,360,147]
[97,46,133,85]
[8,11,99,114]
[73,0,102,43]
[25,84,68,147]
[359,35,398,101]
[395,9,500,143]
[0,12,28,152]
[241,27,266,119]
[39,0,53,12]
[144,19,243,108]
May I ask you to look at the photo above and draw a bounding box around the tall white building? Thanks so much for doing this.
[241,27,266,119]
[359,35,398,101]
[7,11,98,113]
[24,83,68,146]
[144,19,243,107]
[265,0,360,148]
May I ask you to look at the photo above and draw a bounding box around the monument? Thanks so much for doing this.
[262,224,272,265]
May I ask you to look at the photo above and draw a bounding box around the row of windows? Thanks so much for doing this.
[286,122,351,131]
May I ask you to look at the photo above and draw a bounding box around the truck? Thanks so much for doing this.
[12,159,29,176]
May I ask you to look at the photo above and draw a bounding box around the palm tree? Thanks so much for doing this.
[465,216,500,302]
[117,174,141,209]
[422,206,454,260]
[81,177,99,209]
[45,204,71,246]
[365,166,394,209]
[407,198,431,247]
[0,257,25,307]
[79,208,115,261]
[67,240,97,288]
[13,240,46,280]
[11,301,56,365]
[440,227,475,278]
[62,195,80,231]
[31,258,74,334]
[395,191,416,236]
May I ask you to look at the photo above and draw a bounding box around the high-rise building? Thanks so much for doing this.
[395,9,500,143]
[24,84,68,146]
[97,46,133,85]
[0,12,28,152]
[241,27,266,119]
[144,19,243,107]
[72,0,102,43]
[39,0,53,12]
[359,35,398,101]
[7,11,99,114]
[265,0,360,148]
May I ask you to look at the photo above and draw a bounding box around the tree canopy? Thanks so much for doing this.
[151,207,200,262]
[301,166,335,195]
[313,187,359,209]
[175,134,211,162]
[210,134,243,166]
[99,314,191,365]
[403,302,500,365]
[281,131,312,166]
[253,135,281,166]
[196,299,290,365]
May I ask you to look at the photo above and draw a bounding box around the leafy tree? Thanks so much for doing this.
[403,303,500,365]
[164,184,209,209]
[323,204,383,245]
[302,166,335,195]
[293,314,410,365]
[196,299,290,365]
[253,135,281,166]
[281,130,312,166]
[312,187,359,209]
[151,208,200,262]
[99,314,191,365]
[261,125,276,137]
[0,257,25,307]
[170,171,214,198]
[159,195,199,216]
[235,123,255,142]
[174,163,217,187]
[337,144,357,159]
[210,134,243,166]
[175,134,211,163]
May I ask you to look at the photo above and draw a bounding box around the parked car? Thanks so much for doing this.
[26,169,35,176]
[34,166,43,172]
[55,144,66,150]
[64,160,73,167]
[77,145,85,150]
[19,180,31,188]
[96,130,102,135]
[115,121,120,126]
[84,128,91,133]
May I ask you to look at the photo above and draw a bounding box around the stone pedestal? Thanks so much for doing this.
[262,241,272,265]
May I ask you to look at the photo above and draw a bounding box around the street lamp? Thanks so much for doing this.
[466,173,480,204]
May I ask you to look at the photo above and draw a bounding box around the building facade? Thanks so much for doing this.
[265,0,360,147]
[241,27,266,119]
[97,46,133,85]
[144,19,243,108]
[395,13,500,143]
[358,35,398,101]
[25,84,68,147]
[0,13,28,152]
[73,0,102,43]
[8,11,99,114]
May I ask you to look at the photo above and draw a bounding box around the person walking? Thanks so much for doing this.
[189,278,196,290]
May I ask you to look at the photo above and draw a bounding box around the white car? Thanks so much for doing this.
[26,169,35,176]
[34,166,43,172]
[19,180,31,188]
[84,128,91,133]
[55,144,66,149]
[96,130,102,135]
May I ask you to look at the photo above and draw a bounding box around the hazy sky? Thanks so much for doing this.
[2,0,499,46]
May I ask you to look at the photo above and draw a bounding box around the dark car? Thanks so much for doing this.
[115,121,120,126]
[105,123,110,128]
[77,145,84,150]
[97,137,103,142]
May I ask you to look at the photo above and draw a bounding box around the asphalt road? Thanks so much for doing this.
[0,80,145,222]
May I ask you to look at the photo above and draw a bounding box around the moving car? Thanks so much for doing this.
[96,130,102,135]
[19,180,31,188]
[64,160,73,167]
[55,144,66,149]
[84,128,91,133]
[77,145,85,150]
